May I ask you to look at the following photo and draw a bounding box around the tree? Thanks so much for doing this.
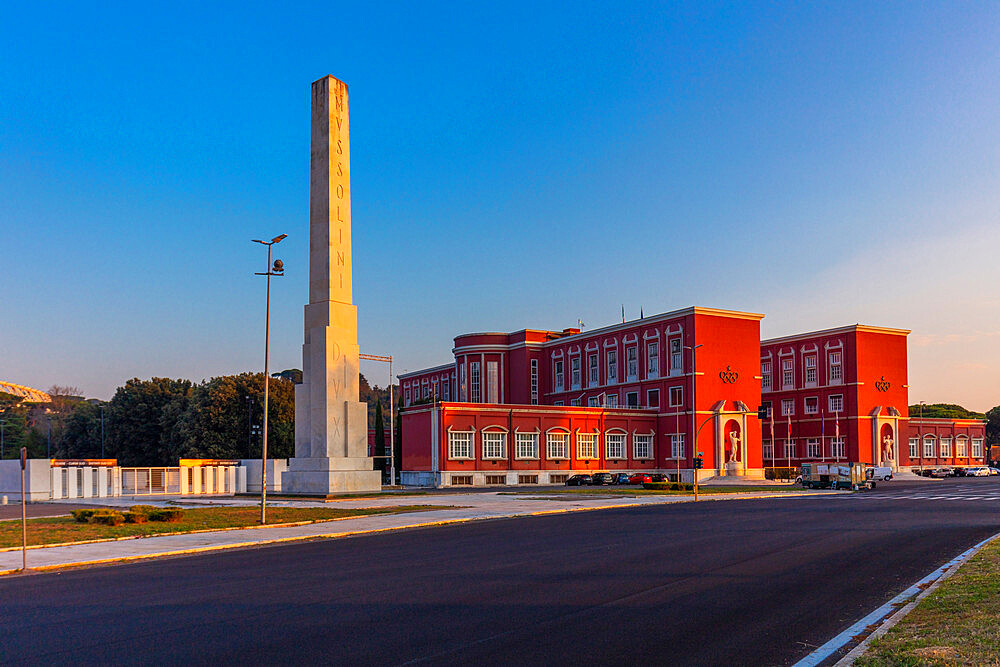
[986,405,1000,446]
[175,373,295,461]
[107,378,193,465]
[908,403,985,419]
[58,401,107,458]
[373,400,386,478]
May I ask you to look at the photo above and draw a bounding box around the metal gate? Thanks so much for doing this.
[120,467,182,495]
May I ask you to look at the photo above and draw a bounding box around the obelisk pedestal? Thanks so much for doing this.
[283,75,381,494]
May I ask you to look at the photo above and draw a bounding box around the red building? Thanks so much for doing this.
[400,309,986,487]
[400,307,764,486]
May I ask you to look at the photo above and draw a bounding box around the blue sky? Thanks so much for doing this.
[2,2,998,410]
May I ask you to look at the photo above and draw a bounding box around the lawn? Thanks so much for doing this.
[0,505,443,549]
[855,537,1000,666]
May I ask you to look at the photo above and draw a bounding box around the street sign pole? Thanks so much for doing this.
[20,447,27,571]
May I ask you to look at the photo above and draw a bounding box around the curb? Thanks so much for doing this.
[0,491,831,576]
[793,530,1000,667]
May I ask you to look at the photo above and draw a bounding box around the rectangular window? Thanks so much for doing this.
[924,437,935,458]
[605,392,618,408]
[570,398,581,407]
[626,346,638,380]
[448,431,473,459]
[784,440,796,459]
[451,475,473,486]
[940,438,952,458]
[804,397,818,414]
[423,385,430,399]
[828,394,844,413]
[781,399,795,417]
[549,474,568,484]
[763,440,774,459]
[442,381,450,401]
[634,434,653,459]
[829,351,842,384]
[956,439,968,457]
[515,432,539,459]
[670,338,682,374]
[626,391,638,408]
[460,364,467,402]
[470,362,481,403]
[530,359,538,405]
[606,433,626,459]
[671,434,685,459]
[831,437,845,458]
[587,396,600,407]
[807,439,820,458]
[405,388,411,406]
[647,342,659,377]
[908,438,918,459]
[482,431,507,459]
[571,357,581,389]
[804,355,817,386]
[486,361,498,403]
[485,474,506,485]
[517,474,538,485]
[646,389,660,408]
[588,354,599,385]
[553,359,564,392]
[781,358,794,389]
[607,349,618,384]
[761,360,772,391]
[669,386,683,407]
[762,401,772,419]
[547,433,569,459]
[972,439,983,457]
[577,433,596,459]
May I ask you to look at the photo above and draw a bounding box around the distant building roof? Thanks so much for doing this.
[0,381,51,403]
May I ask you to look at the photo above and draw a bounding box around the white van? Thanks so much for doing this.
[866,466,893,481]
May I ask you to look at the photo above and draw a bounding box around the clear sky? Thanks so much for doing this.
[2,2,998,411]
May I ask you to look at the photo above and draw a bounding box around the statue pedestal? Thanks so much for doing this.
[725,461,743,477]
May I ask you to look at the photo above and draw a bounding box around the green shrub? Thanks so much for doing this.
[129,505,158,516]
[642,482,693,491]
[91,511,125,526]
[149,508,184,523]
[71,509,96,523]
[764,467,797,481]
[122,511,148,524]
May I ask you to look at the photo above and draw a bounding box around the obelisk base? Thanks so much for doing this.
[281,468,381,495]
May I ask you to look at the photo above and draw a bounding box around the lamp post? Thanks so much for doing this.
[252,233,286,525]
[245,395,254,459]
[684,344,703,483]
[918,400,925,474]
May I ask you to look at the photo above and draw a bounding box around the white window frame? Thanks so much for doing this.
[470,361,482,403]
[908,438,918,459]
[546,431,569,460]
[804,355,817,386]
[486,361,498,403]
[587,396,600,407]
[607,349,618,384]
[530,359,538,405]
[482,430,507,459]
[763,440,774,459]
[828,351,843,384]
[923,436,935,458]
[670,433,685,459]
[972,438,983,458]
[633,433,653,460]
[625,391,639,408]
[781,358,794,389]
[939,437,952,458]
[626,346,638,381]
[761,360,772,392]
[570,356,581,390]
[447,430,474,460]
[605,392,618,408]
[405,387,411,406]
[646,388,660,408]
[781,399,795,417]
[669,386,682,407]
[669,338,682,376]
[804,396,818,414]
[956,437,968,458]
[605,432,626,459]
[588,353,599,386]
[576,432,597,459]
[569,398,581,407]
[646,341,659,378]
[515,431,539,460]
[553,359,564,392]
[806,438,820,458]
[831,437,845,458]
[460,363,467,402]
[828,394,844,413]
[784,439,796,459]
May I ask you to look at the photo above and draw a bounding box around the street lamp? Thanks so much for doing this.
[684,344,703,483]
[253,233,286,525]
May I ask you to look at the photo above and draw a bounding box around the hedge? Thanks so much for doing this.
[642,482,694,491]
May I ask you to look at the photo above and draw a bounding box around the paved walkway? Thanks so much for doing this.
[0,489,823,574]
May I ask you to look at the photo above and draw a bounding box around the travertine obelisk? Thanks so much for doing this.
[283,76,381,494]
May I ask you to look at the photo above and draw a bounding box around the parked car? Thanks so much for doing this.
[865,466,893,481]
[928,468,952,478]
[969,467,991,477]
[649,473,667,482]
[613,473,631,485]
[952,467,970,477]
[628,472,652,485]
[989,467,1000,476]
[565,474,592,486]
[590,472,616,485]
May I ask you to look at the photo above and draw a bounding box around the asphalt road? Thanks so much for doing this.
[2,479,999,666]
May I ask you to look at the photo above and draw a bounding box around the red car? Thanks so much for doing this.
[629,472,652,485]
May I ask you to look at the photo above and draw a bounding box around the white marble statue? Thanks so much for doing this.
[882,435,894,461]
[728,431,741,463]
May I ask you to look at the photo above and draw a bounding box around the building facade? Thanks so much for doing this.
[400,308,986,487]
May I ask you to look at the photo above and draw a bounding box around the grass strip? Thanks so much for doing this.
[855,537,1000,666]
[0,506,444,549]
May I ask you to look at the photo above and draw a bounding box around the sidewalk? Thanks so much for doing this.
[0,489,823,575]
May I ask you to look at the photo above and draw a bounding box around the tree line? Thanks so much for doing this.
[0,373,399,475]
